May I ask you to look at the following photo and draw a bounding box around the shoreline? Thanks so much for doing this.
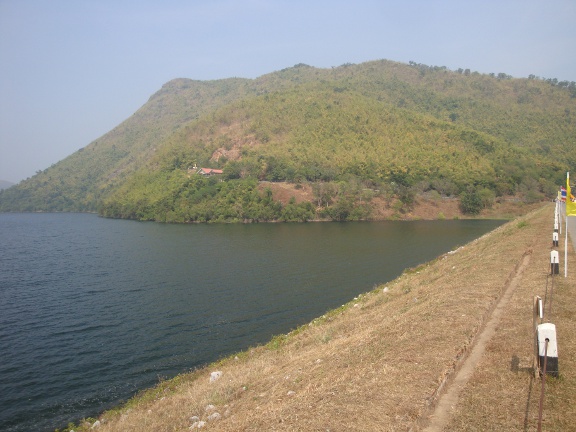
[1,197,545,224]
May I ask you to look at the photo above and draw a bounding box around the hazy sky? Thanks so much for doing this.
[1,0,575,184]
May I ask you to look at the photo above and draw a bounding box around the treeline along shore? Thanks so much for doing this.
[63,203,576,431]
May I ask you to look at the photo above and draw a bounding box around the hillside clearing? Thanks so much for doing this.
[259,181,544,221]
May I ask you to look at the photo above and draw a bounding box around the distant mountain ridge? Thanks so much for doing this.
[1,59,575,221]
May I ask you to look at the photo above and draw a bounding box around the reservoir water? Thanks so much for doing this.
[0,213,504,431]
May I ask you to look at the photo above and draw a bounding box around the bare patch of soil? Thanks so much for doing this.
[258,181,545,220]
[257,181,315,205]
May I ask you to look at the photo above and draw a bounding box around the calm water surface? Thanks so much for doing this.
[0,213,504,431]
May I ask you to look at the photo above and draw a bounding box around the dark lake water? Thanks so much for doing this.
[0,213,504,431]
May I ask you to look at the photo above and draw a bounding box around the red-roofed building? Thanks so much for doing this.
[197,168,223,176]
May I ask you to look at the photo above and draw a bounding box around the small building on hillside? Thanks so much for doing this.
[187,164,224,177]
[196,168,224,177]
[197,167,223,176]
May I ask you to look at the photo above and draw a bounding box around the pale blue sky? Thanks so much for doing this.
[1,0,575,183]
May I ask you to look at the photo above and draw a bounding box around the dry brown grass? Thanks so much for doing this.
[445,211,576,431]
[73,203,575,432]
[258,181,544,221]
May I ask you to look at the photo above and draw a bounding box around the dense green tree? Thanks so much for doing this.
[395,185,416,211]
[312,182,338,208]
[459,187,483,215]
[478,187,496,209]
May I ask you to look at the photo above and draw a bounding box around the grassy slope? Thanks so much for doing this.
[69,203,575,431]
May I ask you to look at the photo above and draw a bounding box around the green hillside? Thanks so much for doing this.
[1,60,575,221]
[0,77,257,212]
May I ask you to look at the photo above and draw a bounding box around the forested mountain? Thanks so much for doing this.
[1,59,575,221]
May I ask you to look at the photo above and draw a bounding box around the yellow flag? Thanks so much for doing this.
[567,172,576,216]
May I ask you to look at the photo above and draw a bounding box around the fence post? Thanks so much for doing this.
[533,296,542,377]
[550,250,559,275]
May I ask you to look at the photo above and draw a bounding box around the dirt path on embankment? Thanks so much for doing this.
[422,251,532,431]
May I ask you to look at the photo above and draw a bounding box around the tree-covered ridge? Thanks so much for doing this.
[1,59,575,220]
[139,82,547,189]
[99,84,555,222]
[0,77,258,212]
